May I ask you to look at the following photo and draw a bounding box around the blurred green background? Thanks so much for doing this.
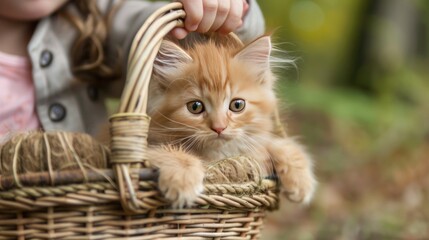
[258,0,429,239]
[112,0,428,238]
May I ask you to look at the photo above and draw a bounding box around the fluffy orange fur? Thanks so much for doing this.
[146,35,316,208]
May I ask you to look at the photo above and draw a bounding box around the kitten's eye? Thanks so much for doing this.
[229,99,246,112]
[186,101,205,114]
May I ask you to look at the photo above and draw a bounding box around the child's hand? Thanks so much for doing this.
[171,0,249,39]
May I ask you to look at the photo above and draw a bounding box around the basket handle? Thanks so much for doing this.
[109,2,185,212]
[108,2,286,212]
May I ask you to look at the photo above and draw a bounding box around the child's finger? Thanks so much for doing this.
[196,0,218,32]
[180,0,203,32]
[217,0,243,34]
[170,27,189,39]
[209,0,230,32]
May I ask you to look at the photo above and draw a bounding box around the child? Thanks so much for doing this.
[0,0,265,141]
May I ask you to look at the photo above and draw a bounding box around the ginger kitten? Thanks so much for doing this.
[146,35,316,208]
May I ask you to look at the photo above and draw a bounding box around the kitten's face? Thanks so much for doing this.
[149,36,277,150]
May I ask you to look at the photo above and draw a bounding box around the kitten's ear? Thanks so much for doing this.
[234,36,271,73]
[153,40,193,78]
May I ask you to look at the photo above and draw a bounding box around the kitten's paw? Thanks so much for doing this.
[278,165,316,204]
[157,157,205,208]
[267,138,317,204]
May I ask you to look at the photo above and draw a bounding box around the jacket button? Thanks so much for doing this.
[49,103,66,122]
[40,50,53,67]
[87,85,99,101]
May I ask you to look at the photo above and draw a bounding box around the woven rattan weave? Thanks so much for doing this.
[0,3,280,239]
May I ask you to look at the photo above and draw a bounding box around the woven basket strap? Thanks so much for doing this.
[110,2,185,212]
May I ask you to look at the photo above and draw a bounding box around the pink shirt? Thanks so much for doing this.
[0,51,41,142]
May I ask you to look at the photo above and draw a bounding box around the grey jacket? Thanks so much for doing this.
[29,0,265,136]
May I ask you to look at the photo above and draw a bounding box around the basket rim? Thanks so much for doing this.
[0,177,279,211]
[0,168,277,192]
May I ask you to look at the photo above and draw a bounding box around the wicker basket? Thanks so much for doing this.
[0,3,280,239]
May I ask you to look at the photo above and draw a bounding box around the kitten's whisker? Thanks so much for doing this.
[149,129,187,136]
[169,135,195,146]
[151,122,196,132]
[188,133,210,150]
[181,135,198,151]
[189,134,206,151]
[240,134,275,174]
[154,111,200,131]
[239,134,264,155]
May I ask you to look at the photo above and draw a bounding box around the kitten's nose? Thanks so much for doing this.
[211,127,226,134]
